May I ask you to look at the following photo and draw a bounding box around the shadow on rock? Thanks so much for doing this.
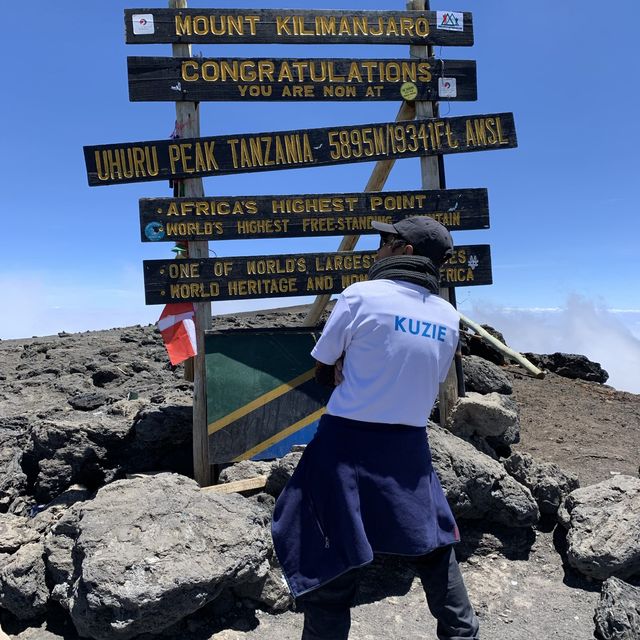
[552,524,600,593]
[455,521,536,562]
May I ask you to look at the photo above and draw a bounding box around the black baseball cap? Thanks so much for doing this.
[371,216,454,264]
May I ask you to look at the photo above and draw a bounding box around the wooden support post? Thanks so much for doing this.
[170,0,211,486]
[302,100,416,327]
[409,0,458,426]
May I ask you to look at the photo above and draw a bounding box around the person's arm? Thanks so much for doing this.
[311,295,354,385]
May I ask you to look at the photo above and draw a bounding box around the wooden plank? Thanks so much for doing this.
[139,188,489,243]
[125,9,474,46]
[84,113,517,186]
[127,56,477,102]
[202,475,268,494]
[143,245,492,305]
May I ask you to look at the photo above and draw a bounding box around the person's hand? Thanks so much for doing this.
[334,357,344,386]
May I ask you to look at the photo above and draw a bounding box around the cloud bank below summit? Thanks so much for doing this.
[463,295,640,394]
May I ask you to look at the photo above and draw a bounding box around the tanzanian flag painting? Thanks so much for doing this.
[205,327,332,463]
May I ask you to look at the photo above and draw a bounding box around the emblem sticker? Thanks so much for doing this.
[132,14,155,35]
[145,222,165,241]
[400,82,418,101]
[438,78,457,98]
[436,11,464,32]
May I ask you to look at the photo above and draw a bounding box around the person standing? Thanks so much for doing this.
[272,216,480,640]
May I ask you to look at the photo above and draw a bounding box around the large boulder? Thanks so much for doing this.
[524,352,609,384]
[0,514,39,553]
[503,451,579,515]
[45,473,271,640]
[265,451,303,497]
[462,356,513,395]
[558,475,640,580]
[593,577,640,640]
[23,418,130,503]
[0,541,49,619]
[428,424,539,528]
[447,392,520,449]
[463,325,507,366]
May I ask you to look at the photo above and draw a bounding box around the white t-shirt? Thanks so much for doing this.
[311,279,459,427]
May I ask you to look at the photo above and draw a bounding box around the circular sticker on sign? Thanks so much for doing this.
[400,82,418,101]
[145,222,165,241]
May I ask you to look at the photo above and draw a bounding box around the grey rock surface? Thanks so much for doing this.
[219,461,274,484]
[503,451,579,515]
[593,577,640,640]
[0,514,39,553]
[558,475,640,580]
[462,355,513,395]
[448,392,520,448]
[0,541,49,619]
[0,417,29,514]
[265,452,303,497]
[45,473,271,640]
[428,424,539,528]
[463,324,508,366]
[0,326,197,511]
[233,557,292,613]
[524,352,609,384]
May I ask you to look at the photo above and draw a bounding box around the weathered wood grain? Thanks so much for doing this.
[143,245,492,304]
[84,113,517,186]
[139,188,489,242]
[127,56,477,102]
[124,9,473,45]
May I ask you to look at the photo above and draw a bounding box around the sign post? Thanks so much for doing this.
[86,2,514,471]
[410,0,458,425]
[170,0,211,487]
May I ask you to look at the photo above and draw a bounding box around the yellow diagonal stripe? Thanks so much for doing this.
[233,407,326,462]
[208,367,316,435]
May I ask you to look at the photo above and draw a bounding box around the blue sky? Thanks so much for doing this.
[1,1,639,390]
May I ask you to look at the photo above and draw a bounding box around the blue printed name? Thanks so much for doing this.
[394,316,447,342]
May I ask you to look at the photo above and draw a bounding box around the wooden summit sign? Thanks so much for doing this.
[143,245,492,305]
[125,9,474,46]
[127,57,477,102]
[139,188,489,242]
[84,113,517,186]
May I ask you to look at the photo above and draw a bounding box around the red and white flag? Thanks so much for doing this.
[157,303,197,365]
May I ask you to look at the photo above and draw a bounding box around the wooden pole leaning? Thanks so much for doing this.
[302,100,416,327]
[409,0,459,426]
[170,0,212,486]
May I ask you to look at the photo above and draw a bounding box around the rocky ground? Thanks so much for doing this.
[0,306,638,640]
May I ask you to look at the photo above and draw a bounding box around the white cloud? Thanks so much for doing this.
[2,269,319,340]
[462,295,640,394]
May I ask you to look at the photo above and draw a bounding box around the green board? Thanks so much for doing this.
[205,327,332,463]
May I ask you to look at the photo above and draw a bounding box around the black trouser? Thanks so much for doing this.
[296,545,479,640]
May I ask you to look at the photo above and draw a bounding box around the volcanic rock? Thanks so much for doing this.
[219,460,273,484]
[464,324,508,365]
[0,541,48,619]
[593,577,640,640]
[448,392,520,449]
[524,352,609,384]
[265,451,303,497]
[45,473,271,640]
[428,424,539,528]
[0,417,29,514]
[558,475,640,580]
[462,355,513,395]
[503,451,580,515]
